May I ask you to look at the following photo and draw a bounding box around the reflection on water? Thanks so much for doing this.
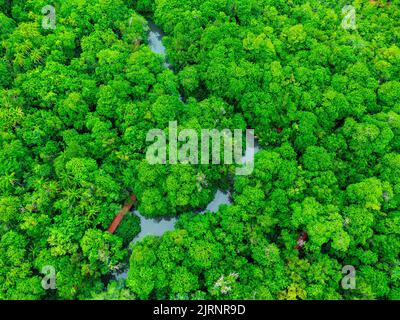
[147,19,171,68]
[242,137,261,164]
[113,190,232,280]
[200,190,231,214]
[132,211,177,242]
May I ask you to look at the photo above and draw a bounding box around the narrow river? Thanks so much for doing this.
[147,19,171,68]
[113,20,260,280]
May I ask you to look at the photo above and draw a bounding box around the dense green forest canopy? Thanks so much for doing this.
[0,0,399,300]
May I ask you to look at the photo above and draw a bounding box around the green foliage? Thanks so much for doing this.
[114,213,141,247]
[0,0,399,301]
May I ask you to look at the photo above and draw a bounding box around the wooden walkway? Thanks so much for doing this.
[107,195,137,234]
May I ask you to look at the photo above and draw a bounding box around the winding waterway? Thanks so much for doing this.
[113,21,261,280]
[130,135,261,244]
